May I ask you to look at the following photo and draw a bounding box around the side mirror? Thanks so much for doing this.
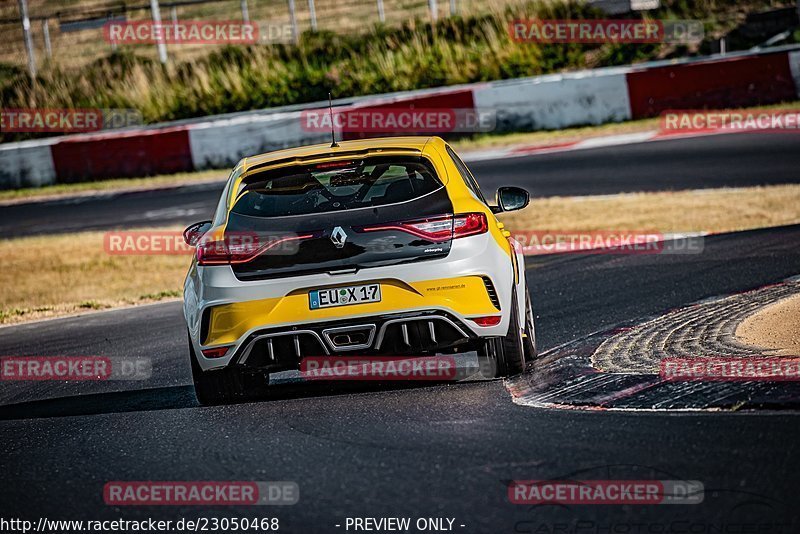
[496,186,530,212]
[183,221,212,246]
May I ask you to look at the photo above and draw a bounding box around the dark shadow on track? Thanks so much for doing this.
[0,386,199,420]
[0,378,485,420]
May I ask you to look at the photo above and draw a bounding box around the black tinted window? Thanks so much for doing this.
[446,145,487,204]
[231,157,441,218]
[231,158,441,217]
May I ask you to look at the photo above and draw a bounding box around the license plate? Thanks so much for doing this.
[309,284,381,310]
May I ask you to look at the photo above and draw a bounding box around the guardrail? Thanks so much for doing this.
[2,44,799,189]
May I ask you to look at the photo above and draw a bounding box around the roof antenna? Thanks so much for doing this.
[328,92,339,148]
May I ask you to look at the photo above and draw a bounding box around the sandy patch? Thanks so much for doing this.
[735,293,800,356]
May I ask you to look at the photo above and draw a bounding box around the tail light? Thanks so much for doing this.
[196,237,259,265]
[357,213,487,241]
[452,213,488,238]
[470,315,502,327]
[196,233,314,265]
[201,346,232,358]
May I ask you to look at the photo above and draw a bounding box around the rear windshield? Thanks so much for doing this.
[230,156,442,218]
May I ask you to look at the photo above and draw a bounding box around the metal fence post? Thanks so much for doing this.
[149,0,168,64]
[17,0,37,80]
[308,0,317,31]
[240,0,250,22]
[449,0,457,16]
[170,6,179,43]
[288,0,299,44]
[428,0,438,21]
[42,18,52,59]
[376,0,385,23]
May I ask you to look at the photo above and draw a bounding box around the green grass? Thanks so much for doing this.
[1,0,790,143]
[139,289,182,301]
[0,309,26,322]
[78,300,107,310]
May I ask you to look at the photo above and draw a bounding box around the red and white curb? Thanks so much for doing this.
[462,131,655,161]
[461,128,762,162]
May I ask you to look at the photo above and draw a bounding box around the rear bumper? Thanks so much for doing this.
[227,310,480,374]
[185,233,516,371]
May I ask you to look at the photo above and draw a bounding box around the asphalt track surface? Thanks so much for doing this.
[1,225,799,531]
[2,132,799,238]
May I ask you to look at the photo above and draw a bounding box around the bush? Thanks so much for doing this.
[0,0,788,142]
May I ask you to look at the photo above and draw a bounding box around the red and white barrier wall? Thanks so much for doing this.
[2,46,799,189]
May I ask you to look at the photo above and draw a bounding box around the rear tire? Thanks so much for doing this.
[188,333,269,406]
[523,293,537,364]
[478,289,526,378]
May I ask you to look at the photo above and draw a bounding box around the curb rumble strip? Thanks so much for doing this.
[507,275,800,411]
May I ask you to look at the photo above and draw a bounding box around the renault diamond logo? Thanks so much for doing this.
[331,226,348,248]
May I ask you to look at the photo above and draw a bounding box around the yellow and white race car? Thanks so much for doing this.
[183,136,535,404]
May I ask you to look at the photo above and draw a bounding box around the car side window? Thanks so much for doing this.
[212,164,243,226]
[446,145,488,205]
